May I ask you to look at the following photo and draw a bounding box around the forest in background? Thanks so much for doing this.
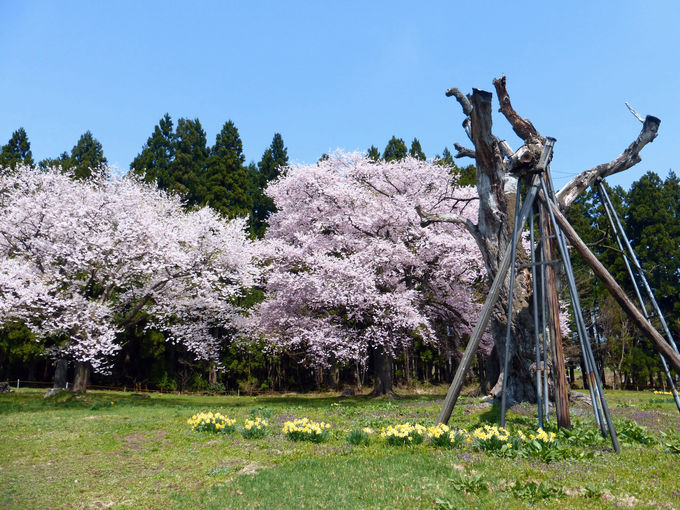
[0,120,678,395]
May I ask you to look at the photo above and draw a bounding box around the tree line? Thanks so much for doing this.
[0,122,478,394]
[566,172,680,391]
[1,119,677,395]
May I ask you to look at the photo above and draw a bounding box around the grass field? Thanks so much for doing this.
[1,387,679,509]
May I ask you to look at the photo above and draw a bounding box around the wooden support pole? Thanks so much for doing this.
[540,207,571,429]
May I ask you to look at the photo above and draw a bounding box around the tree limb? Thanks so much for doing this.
[492,75,541,142]
[445,88,472,115]
[446,87,473,141]
[453,143,475,159]
[556,115,660,211]
[415,204,480,242]
[625,102,644,123]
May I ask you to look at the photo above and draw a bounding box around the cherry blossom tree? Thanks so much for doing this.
[0,166,258,391]
[253,153,487,395]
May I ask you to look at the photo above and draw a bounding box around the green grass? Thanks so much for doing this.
[1,388,679,509]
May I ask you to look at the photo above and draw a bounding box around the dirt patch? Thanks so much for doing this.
[237,462,264,475]
[118,429,167,452]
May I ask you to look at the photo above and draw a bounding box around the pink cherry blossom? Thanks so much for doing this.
[0,166,258,372]
[252,153,490,370]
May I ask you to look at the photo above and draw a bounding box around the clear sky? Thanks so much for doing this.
[1,1,679,190]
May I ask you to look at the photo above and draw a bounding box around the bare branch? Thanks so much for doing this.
[556,115,660,210]
[415,204,480,240]
[446,87,473,142]
[453,142,475,159]
[492,75,541,142]
[445,88,472,115]
[498,140,514,159]
[625,102,644,123]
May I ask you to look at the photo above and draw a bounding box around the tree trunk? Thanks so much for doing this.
[72,361,89,393]
[420,77,661,419]
[371,347,395,397]
[53,359,68,389]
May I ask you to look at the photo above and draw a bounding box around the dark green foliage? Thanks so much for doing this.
[170,118,209,205]
[434,146,476,186]
[39,152,70,171]
[409,137,426,160]
[131,115,210,207]
[130,113,175,188]
[0,323,44,381]
[251,133,288,237]
[440,147,454,165]
[382,136,407,161]
[626,171,680,318]
[0,128,34,170]
[366,145,380,161]
[454,164,477,187]
[205,120,252,218]
[566,173,680,389]
[67,131,108,179]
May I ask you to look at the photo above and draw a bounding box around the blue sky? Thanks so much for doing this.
[1,1,678,190]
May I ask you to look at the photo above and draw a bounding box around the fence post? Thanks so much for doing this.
[16,379,20,391]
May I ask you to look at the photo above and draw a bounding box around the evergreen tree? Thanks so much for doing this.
[170,118,209,206]
[68,131,108,179]
[0,128,34,170]
[251,133,288,237]
[38,152,70,171]
[382,136,407,162]
[409,137,426,160]
[440,147,454,165]
[205,120,252,218]
[626,171,680,319]
[367,145,381,161]
[130,114,175,188]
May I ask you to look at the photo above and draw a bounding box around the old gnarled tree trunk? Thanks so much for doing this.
[418,76,665,414]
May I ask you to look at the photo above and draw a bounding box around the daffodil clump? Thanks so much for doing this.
[654,390,673,395]
[426,423,466,448]
[347,427,373,446]
[471,424,519,456]
[380,423,426,446]
[524,428,564,461]
[283,418,332,443]
[187,412,236,434]
[241,417,268,439]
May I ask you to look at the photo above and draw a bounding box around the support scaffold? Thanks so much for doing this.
[437,139,621,453]
[596,180,680,414]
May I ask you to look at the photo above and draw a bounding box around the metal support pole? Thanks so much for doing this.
[597,181,680,413]
[538,206,550,420]
[530,207,544,429]
[500,181,524,428]
[436,174,542,425]
[541,177,620,452]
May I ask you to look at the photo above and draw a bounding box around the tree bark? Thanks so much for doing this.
[53,359,68,389]
[420,76,661,419]
[72,361,89,393]
[371,347,395,397]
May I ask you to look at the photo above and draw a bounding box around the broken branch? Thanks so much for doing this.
[556,115,660,211]
[492,75,541,142]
